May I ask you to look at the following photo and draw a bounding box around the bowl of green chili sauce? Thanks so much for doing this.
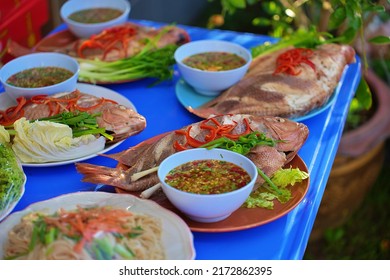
[158,148,258,223]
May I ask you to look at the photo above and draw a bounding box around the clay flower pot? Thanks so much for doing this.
[310,69,390,241]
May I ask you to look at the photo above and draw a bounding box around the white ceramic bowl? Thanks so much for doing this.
[60,0,131,38]
[174,40,252,96]
[158,148,258,223]
[0,52,79,100]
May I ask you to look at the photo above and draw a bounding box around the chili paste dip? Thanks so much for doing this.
[182,52,246,71]
[68,8,123,24]
[6,67,74,88]
[164,159,251,194]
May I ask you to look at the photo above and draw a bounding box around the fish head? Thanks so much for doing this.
[250,116,309,162]
[97,103,147,143]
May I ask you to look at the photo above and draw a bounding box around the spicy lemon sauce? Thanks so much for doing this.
[68,8,123,24]
[164,159,251,195]
[6,67,74,88]
[182,52,246,71]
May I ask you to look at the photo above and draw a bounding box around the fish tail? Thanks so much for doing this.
[75,163,131,190]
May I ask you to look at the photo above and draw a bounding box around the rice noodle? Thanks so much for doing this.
[4,206,165,260]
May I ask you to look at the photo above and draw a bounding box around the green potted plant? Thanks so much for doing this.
[204,0,390,239]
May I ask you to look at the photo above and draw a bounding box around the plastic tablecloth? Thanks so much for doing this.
[1,20,361,259]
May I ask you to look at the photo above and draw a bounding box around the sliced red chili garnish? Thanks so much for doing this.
[77,25,137,59]
[185,126,207,147]
[173,141,187,151]
[223,118,251,140]
[273,48,316,76]
[75,98,105,112]
[172,117,253,151]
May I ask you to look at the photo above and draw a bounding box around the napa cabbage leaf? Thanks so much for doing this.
[11,118,105,163]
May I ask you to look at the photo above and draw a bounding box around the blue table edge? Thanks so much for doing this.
[0,20,362,260]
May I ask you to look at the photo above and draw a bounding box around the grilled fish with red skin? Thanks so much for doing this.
[7,23,190,62]
[75,114,309,192]
[54,23,189,62]
[4,90,146,143]
[189,44,356,119]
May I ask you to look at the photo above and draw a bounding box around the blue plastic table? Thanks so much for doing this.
[2,20,361,260]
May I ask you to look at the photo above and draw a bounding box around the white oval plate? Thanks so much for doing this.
[0,83,137,167]
[0,191,196,260]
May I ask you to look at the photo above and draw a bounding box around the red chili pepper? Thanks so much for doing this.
[216,122,236,136]
[77,40,105,58]
[185,126,207,147]
[77,25,137,59]
[209,117,222,127]
[200,120,217,142]
[173,141,187,151]
[223,118,251,140]
[101,98,118,104]
[0,97,27,126]
[172,117,253,151]
[31,95,49,104]
[174,130,186,135]
[273,48,316,76]
[74,98,104,112]
[7,97,27,119]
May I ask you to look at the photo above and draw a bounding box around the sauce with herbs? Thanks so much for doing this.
[164,159,251,194]
[68,8,123,24]
[182,52,246,71]
[6,67,74,88]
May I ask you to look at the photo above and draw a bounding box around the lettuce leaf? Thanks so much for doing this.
[244,167,309,209]
[271,167,309,188]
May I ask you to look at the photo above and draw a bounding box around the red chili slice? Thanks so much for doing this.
[273,48,316,76]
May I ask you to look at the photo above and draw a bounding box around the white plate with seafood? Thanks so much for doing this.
[75,113,310,233]
[0,191,196,260]
[0,83,138,167]
[175,79,337,122]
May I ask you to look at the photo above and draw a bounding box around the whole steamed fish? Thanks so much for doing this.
[75,114,309,194]
[189,44,356,119]
[1,89,147,144]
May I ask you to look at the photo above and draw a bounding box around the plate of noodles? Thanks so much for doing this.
[0,191,195,260]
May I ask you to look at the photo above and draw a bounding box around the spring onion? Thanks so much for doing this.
[38,111,113,141]
[78,44,178,84]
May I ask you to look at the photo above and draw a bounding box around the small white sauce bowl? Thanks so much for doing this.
[174,40,252,97]
[60,0,131,38]
[0,52,79,100]
[158,148,258,223]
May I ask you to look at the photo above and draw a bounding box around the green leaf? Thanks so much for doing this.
[221,0,239,14]
[252,17,271,27]
[244,193,277,209]
[271,167,309,188]
[349,15,362,31]
[228,0,246,9]
[340,27,358,44]
[328,6,346,30]
[362,3,385,13]
[354,78,372,111]
[261,1,281,15]
[368,35,390,45]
